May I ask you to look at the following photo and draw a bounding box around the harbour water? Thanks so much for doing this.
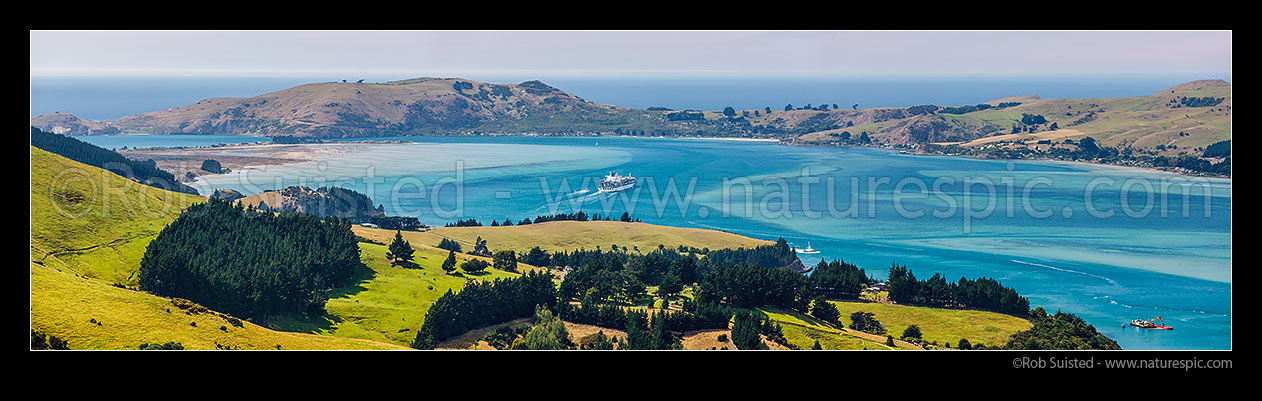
[73,134,1232,350]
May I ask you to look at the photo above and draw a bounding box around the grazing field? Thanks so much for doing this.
[30,146,203,286]
[30,148,404,350]
[31,261,407,350]
[275,242,526,346]
[829,301,1031,348]
[422,220,773,254]
[756,307,905,350]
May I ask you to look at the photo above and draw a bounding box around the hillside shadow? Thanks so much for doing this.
[273,262,375,334]
[328,262,376,299]
[274,312,346,334]
[394,260,422,269]
[462,270,494,278]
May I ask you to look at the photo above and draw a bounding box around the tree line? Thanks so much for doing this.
[30,127,199,195]
[412,271,557,349]
[886,263,1030,316]
[468,211,641,227]
[558,300,731,336]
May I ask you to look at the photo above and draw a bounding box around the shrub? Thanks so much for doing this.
[31,330,70,350]
[138,342,185,350]
[171,298,209,314]
[901,324,922,340]
[958,338,973,350]
[462,259,490,273]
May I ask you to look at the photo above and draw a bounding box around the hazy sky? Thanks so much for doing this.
[30,31,1232,79]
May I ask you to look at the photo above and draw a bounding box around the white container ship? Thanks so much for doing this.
[598,171,637,193]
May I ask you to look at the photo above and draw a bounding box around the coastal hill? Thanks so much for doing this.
[790,79,1232,157]
[30,77,664,138]
[30,112,120,136]
[31,77,1229,159]
[234,185,383,220]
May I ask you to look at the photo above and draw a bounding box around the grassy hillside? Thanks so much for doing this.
[756,307,899,350]
[828,300,1031,348]
[415,220,774,255]
[30,146,203,286]
[341,221,774,347]
[752,301,1029,350]
[31,262,407,350]
[30,147,405,349]
[274,242,524,346]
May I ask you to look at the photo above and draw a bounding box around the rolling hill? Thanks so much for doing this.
[30,77,1229,157]
[30,146,407,349]
[30,146,204,286]
[791,79,1232,156]
[31,77,666,138]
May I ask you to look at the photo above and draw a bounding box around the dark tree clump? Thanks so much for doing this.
[138,198,361,319]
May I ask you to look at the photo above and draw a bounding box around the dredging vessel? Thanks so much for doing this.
[1130,317,1173,330]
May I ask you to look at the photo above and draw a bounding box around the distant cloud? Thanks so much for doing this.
[30,30,1232,79]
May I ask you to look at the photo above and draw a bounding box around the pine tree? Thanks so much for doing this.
[624,311,652,350]
[472,236,490,256]
[812,339,823,350]
[386,230,414,265]
[441,250,458,274]
[493,250,518,272]
[810,296,841,324]
[731,311,767,350]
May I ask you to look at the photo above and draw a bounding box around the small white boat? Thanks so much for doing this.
[794,242,820,254]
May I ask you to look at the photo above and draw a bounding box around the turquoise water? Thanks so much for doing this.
[90,135,1230,350]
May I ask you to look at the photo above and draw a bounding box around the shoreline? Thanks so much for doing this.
[605,135,780,143]
[114,134,1227,182]
[783,141,1231,181]
[927,151,1233,181]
